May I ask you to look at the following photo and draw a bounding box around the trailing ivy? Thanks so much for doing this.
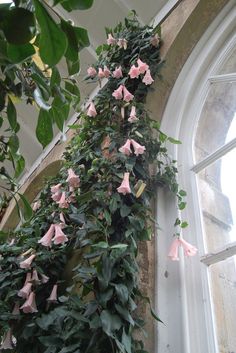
[0,14,188,353]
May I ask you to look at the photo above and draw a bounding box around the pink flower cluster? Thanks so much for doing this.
[38,222,68,247]
[128,58,154,85]
[87,65,123,80]
[168,237,198,261]
[112,85,134,102]
[107,34,128,49]
[119,139,146,156]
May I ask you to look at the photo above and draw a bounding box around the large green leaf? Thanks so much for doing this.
[74,27,90,50]
[18,193,33,221]
[7,43,35,63]
[100,310,122,336]
[34,0,68,66]
[36,109,53,148]
[2,8,35,45]
[61,0,94,11]
[61,20,79,62]
[7,97,19,132]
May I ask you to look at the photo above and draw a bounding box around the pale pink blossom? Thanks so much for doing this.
[123,86,134,102]
[38,224,55,247]
[68,192,76,203]
[66,168,80,188]
[47,284,58,302]
[137,58,149,74]
[19,254,36,269]
[98,68,105,79]
[168,238,180,261]
[53,224,68,245]
[131,139,146,156]
[0,329,13,350]
[150,34,160,47]
[119,139,132,156]
[117,172,131,195]
[87,102,97,117]
[58,192,69,209]
[128,65,140,79]
[121,106,125,119]
[41,274,49,284]
[24,272,32,286]
[51,183,61,194]
[142,69,154,85]
[128,106,139,123]
[107,33,116,45]
[87,66,97,77]
[103,66,111,78]
[18,282,32,298]
[20,291,38,313]
[32,200,41,211]
[179,238,198,257]
[112,85,123,100]
[32,269,40,284]
[59,212,66,224]
[117,38,128,50]
[12,302,20,315]
[113,66,123,79]
[52,191,62,202]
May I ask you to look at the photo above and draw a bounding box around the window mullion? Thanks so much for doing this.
[200,241,236,266]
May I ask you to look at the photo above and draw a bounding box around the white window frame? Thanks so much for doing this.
[155,2,236,353]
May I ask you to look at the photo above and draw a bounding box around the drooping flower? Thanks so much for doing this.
[179,238,198,257]
[119,139,132,156]
[131,139,146,156]
[150,34,160,47]
[123,86,134,102]
[38,224,55,247]
[52,191,62,202]
[0,329,13,350]
[19,254,36,269]
[59,212,66,224]
[58,192,69,209]
[128,106,138,123]
[18,282,32,298]
[103,65,111,78]
[87,66,97,77]
[137,58,149,74]
[66,168,80,188]
[117,38,128,50]
[47,284,58,302]
[87,102,97,117]
[117,172,131,195]
[98,67,105,79]
[23,272,32,286]
[107,33,116,45]
[51,183,61,194]
[53,224,68,245]
[168,238,180,261]
[12,302,20,315]
[128,65,140,79]
[113,66,123,79]
[41,274,49,284]
[32,269,40,284]
[32,200,41,211]
[142,69,154,85]
[20,292,38,313]
[112,85,123,100]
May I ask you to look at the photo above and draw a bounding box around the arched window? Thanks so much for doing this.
[156,2,236,353]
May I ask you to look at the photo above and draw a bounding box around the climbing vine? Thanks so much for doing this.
[0,14,196,353]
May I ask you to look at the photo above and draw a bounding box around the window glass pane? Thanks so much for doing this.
[217,47,236,75]
[194,82,236,163]
[197,148,236,253]
[209,255,236,353]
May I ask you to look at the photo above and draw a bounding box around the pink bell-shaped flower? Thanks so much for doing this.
[52,191,62,202]
[32,200,41,211]
[117,38,128,50]
[128,106,139,123]
[41,273,49,284]
[58,192,69,209]
[123,86,134,102]
[117,172,131,195]
[142,69,154,85]
[168,238,180,261]
[23,272,32,285]
[53,224,68,245]
[103,66,111,78]
[19,254,36,269]
[32,269,40,284]
[51,183,61,194]
[87,102,97,117]
[66,168,80,188]
[0,329,13,350]
[113,66,123,79]
[38,224,55,247]
[12,302,20,315]
[131,139,146,156]
[47,284,58,302]
[179,238,198,257]
[112,85,123,100]
[59,212,66,224]
[87,66,97,77]
[128,65,140,79]
[18,282,32,298]
[107,33,116,45]
[137,58,149,74]
[98,67,105,79]
[20,291,38,313]
[119,139,132,156]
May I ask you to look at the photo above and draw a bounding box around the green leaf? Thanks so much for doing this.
[74,27,90,50]
[122,329,132,353]
[61,20,79,62]
[36,109,53,148]
[50,67,61,88]
[18,193,33,221]
[178,202,186,210]
[39,336,63,347]
[52,96,69,131]
[115,304,134,326]
[8,134,19,154]
[180,221,188,228]
[3,8,35,45]
[15,155,25,178]
[179,189,187,197]
[92,241,108,249]
[114,284,129,304]
[61,0,94,11]
[100,310,122,336]
[7,43,35,63]
[34,0,68,66]
[7,97,19,132]
[66,57,80,76]
[120,204,131,217]
[111,244,128,250]
[168,137,182,144]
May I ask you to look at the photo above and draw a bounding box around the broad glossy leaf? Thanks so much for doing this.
[52,97,69,131]
[61,20,78,62]
[7,43,35,63]
[100,310,122,336]
[61,0,94,11]
[74,27,90,50]
[8,134,19,154]
[36,109,53,148]
[7,97,19,132]
[18,193,33,220]
[3,8,35,45]
[66,57,80,76]
[34,0,68,66]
